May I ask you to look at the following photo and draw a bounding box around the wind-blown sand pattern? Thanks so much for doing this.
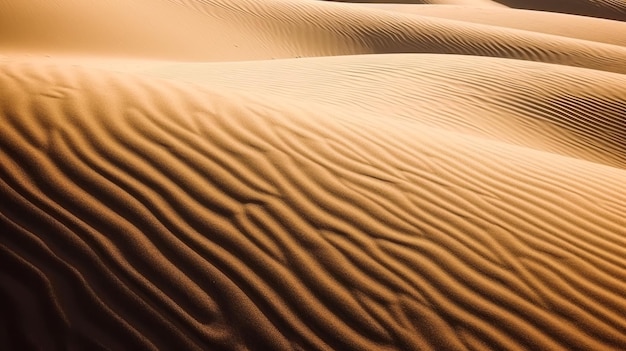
[356,4,626,46]
[1,0,625,350]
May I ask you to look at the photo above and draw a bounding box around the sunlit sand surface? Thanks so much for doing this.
[1,0,625,350]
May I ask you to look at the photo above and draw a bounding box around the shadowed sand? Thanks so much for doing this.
[355,4,626,46]
[1,0,625,350]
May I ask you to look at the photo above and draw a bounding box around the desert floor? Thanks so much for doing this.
[1,0,626,350]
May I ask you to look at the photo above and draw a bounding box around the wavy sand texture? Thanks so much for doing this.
[355,4,626,46]
[1,60,626,351]
[494,0,626,21]
[328,0,626,21]
[2,0,626,350]
[326,0,504,6]
[3,0,626,72]
[163,0,626,73]
[141,54,626,169]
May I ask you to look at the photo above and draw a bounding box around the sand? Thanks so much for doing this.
[1,0,625,350]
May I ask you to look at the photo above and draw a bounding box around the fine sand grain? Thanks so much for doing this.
[1,0,625,350]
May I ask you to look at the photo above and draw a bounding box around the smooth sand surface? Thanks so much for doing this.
[1,0,625,350]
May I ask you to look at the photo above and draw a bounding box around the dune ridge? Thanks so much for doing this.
[334,0,626,21]
[1,61,626,350]
[161,0,626,73]
[3,0,626,74]
[355,4,626,46]
[493,0,626,22]
[140,54,626,169]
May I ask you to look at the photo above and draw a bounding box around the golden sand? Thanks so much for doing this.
[1,0,625,349]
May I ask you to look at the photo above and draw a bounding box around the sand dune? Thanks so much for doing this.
[2,60,626,350]
[494,0,626,22]
[328,0,505,6]
[355,4,626,46]
[4,0,626,73]
[0,0,274,60]
[1,0,625,350]
[341,0,626,21]
[140,54,626,169]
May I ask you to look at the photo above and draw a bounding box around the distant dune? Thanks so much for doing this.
[1,0,625,350]
[355,4,626,46]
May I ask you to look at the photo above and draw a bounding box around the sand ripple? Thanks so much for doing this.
[1,61,625,350]
[1,0,626,350]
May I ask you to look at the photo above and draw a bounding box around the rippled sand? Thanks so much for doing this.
[1,0,625,350]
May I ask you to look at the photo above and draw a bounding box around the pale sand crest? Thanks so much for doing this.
[1,0,625,350]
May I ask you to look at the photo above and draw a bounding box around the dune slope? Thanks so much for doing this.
[141,54,626,169]
[1,61,626,350]
[2,0,626,74]
[494,0,626,22]
[1,0,626,350]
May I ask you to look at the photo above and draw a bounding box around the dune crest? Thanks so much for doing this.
[140,54,626,169]
[2,0,626,74]
[493,0,626,22]
[355,4,626,46]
